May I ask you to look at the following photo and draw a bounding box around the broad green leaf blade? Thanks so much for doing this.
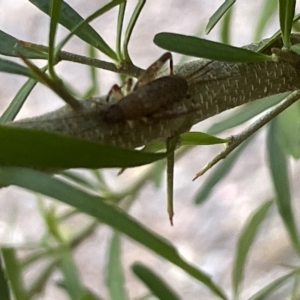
[0,258,10,300]
[59,252,85,300]
[194,136,254,205]
[180,132,227,146]
[132,262,180,300]
[267,120,300,256]
[0,167,228,300]
[105,232,127,300]
[0,30,47,59]
[207,93,290,135]
[279,0,296,48]
[248,269,300,300]
[1,248,27,300]
[0,58,34,78]
[0,126,167,169]
[205,0,235,34]
[0,78,37,124]
[276,102,300,159]
[291,43,300,55]
[232,200,273,297]
[154,33,271,63]
[29,0,117,60]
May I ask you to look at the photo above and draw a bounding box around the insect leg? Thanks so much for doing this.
[134,52,173,90]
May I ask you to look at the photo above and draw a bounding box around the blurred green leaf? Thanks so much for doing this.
[0,58,34,78]
[291,43,300,55]
[206,0,235,34]
[0,167,228,300]
[194,136,254,205]
[207,93,289,135]
[0,258,10,300]
[180,132,227,146]
[132,262,180,300]
[0,78,38,124]
[154,33,272,63]
[232,200,273,297]
[0,30,47,58]
[0,126,167,169]
[275,102,300,159]
[253,0,278,41]
[279,0,296,48]
[1,248,27,300]
[219,4,232,44]
[48,0,61,79]
[29,0,118,60]
[106,232,128,300]
[60,252,85,300]
[267,120,300,256]
[248,268,300,300]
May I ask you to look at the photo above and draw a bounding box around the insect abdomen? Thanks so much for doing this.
[103,75,188,123]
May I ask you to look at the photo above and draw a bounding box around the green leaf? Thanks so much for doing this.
[0,167,228,300]
[253,0,278,41]
[232,200,273,297]
[0,58,34,78]
[59,252,85,300]
[207,93,290,135]
[194,136,254,205]
[29,0,118,60]
[0,257,10,300]
[279,0,296,48]
[275,102,300,159]
[291,43,300,55]
[0,126,167,169]
[0,78,38,124]
[0,30,47,59]
[55,1,124,60]
[267,120,300,256]
[1,248,27,300]
[205,0,235,34]
[132,262,180,300]
[153,33,272,63]
[180,132,227,146]
[248,269,300,300]
[105,232,128,300]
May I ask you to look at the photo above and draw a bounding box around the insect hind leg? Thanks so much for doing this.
[134,52,173,90]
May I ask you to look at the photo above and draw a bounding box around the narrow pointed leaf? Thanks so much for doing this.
[29,0,117,59]
[1,248,27,300]
[232,200,273,297]
[0,78,37,124]
[106,232,127,300]
[248,269,300,300]
[0,126,167,169]
[279,0,296,48]
[180,132,227,146]
[154,33,271,63]
[267,120,300,256]
[194,136,254,204]
[205,0,235,34]
[0,30,47,59]
[0,167,227,300]
[0,58,34,78]
[132,262,180,300]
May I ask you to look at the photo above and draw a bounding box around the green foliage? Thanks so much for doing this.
[1,1,300,299]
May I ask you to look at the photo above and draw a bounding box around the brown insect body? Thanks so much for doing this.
[103,75,188,123]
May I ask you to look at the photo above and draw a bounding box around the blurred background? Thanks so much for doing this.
[1,1,300,299]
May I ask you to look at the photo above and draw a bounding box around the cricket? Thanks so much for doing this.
[103,52,189,123]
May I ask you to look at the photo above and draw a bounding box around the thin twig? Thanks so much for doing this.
[193,90,300,180]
